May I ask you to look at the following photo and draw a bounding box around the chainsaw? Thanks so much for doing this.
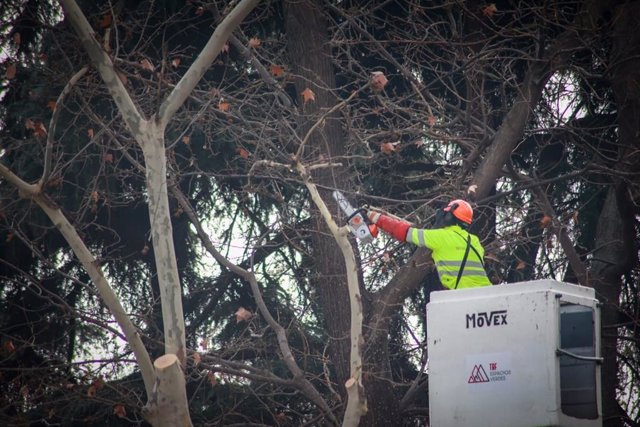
[332,190,378,244]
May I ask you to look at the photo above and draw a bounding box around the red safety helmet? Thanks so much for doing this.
[443,199,473,224]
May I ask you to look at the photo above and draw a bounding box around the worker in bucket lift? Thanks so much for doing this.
[367,199,492,290]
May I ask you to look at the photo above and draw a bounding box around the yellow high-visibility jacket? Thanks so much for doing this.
[407,225,491,289]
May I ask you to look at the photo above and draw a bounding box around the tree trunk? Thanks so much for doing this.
[284,2,408,424]
[595,2,640,424]
[589,186,635,427]
[140,124,187,363]
[284,0,352,400]
[143,354,192,427]
[57,1,259,424]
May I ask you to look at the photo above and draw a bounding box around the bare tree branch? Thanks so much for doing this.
[157,0,260,128]
[41,65,88,187]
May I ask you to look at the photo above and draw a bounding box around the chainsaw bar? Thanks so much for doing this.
[332,190,377,243]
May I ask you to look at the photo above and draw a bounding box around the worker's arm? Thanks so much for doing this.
[367,211,410,242]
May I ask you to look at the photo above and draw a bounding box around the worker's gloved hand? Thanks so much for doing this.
[364,209,410,242]
[366,209,381,224]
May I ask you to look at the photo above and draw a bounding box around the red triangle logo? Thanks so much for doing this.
[468,364,490,383]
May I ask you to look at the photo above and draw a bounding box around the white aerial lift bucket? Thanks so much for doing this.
[426,279,602,427]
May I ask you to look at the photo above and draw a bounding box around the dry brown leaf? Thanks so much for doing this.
[235,307,253,323]
[515,261,526,270]
[90,191,99,203]
[192,352,202,366]
[141,244,150,256]
[103,153,114,163]
[301,88,315,104]
[47,100,57,111]
[88,128,94,138]
[482,3,498,17]
[33,121,47,137]
[218,101,230,112]
[195,7,205,16]
[3,340,15,352]
[380,141,398,154]
[236,147,250,159]
[113,405,126,418]
[6,63,17,80]
[370,71,388,91]
[140,58,154,71]
[270,64,285,77]
[25,118,35,130]
[182,135,190,145]
[171,57,181,68]
[427,114,437,127]
[248,37,261,48]
[99,14,112,28]
[221,43,230,54]
[540,215,552,228]
[87,385,97,397]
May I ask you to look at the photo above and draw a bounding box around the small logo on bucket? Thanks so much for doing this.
[468,364,490,383]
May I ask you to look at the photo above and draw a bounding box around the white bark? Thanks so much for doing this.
[139,124,187,361]
[59,0,144,135]
[299,164,366,426]
[59,0,186,364]
[42,0,260,424]
[143,354,192,427]
[0,164,155,397]
[58,0,259,364]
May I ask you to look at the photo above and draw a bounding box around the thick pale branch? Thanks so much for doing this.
[59,0,146,136]
[299,163,366,427]
[143,354,192,427]
[0,163,155,397]
[471,4,606,200]
[158,0,260,127]
[139,131,186,362]
[35,200,157,397]
[0,163,40,195]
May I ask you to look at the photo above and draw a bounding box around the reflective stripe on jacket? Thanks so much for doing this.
[406,225,491,289]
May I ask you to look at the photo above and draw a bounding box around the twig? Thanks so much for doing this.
[41,66,89,187]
